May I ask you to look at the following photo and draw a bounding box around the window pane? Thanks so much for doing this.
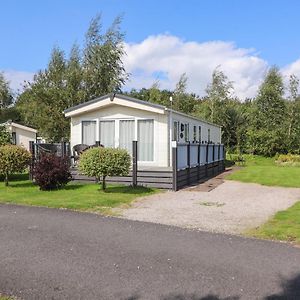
[173,121,178,141]
[138,120,154,161]
[119,120,135,155]
[100,121,115,148]
[193,125,197,142]
[82,121,96,145]
[184,124,189,142]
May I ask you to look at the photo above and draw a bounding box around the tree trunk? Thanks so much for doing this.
[5,172,8,186]
[102,176,106,191]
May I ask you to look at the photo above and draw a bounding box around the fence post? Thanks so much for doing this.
[61,141,66,157]
[205,143,209,177]
[172,144,178,191]
[95,141,100,147]
[212,144,215,175]
[223,145,226,171]
[132,140,138,187]
[197,143,201,180]
[29,141,34,181]
[218,144,221,172]
[187,142,191,185]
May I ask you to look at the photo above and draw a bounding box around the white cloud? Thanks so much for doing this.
[1,70,34,94]
[3,35,300,100]
[123,34,269,99]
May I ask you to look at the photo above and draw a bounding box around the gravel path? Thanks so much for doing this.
[121,180,300,234]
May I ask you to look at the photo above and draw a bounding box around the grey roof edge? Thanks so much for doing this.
[167,109,222,128]
[63,93,166,114]
[63,93,221,128]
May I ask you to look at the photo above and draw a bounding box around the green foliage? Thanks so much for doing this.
[0,145,31,186]
[0,72,13,109]
[0,178,156,215]
[227,155,300,188]
[275,154,300,166]
[0,125,11,145]
[16,14,127,142]
[248,201,300,243]
[78,147,131,190]
[83,15,128,98]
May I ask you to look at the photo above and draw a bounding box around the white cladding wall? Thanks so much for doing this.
[70,104,170,167]
[11,126,36,151]
[171,112,221,144]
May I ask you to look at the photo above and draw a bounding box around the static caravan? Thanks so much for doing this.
[1,121,37,151]
[64,93,221,169]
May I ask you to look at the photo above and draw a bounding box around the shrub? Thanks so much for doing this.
[0,125,11,146]
[78,147,131,191]
[275,154,300,167]
[0,144,31,186]
[34,154,72,190]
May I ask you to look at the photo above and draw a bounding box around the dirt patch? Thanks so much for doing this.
[120,180,300,234]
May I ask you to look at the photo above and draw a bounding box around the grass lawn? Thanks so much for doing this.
[0,174,157,214]
[248,202,300,244]
[227,155,300,188]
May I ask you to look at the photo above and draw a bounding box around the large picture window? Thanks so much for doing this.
[82,121,96,145]
[138,119,154,161]
[100,120,115,148]
[119,120,135,155]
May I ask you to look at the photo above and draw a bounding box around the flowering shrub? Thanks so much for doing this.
[78,147,131,190]
[34,154,72,190]
[275,154,300,167]
[0,144,31,186]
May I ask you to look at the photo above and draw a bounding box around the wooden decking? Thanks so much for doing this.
[70,167,173,189]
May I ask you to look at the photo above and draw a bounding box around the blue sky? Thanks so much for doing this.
[1,0,300,98]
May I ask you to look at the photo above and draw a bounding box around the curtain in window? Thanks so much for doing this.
[82,121,96,145]
[119,120,135,155]
[138,120,154,161]
[100,121,115,148]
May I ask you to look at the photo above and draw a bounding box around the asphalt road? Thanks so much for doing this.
[0,204,300,300]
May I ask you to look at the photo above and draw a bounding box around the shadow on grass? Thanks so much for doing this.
[102,185,154,194]
[0,173,29,182]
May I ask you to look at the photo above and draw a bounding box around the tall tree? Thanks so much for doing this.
[17,47,70,141]
[247,67,287,156]
[173,73,196,114]
[287,74,300,153]
[0,73,13,109]
[205,67,233,124]
[83,15,128,99]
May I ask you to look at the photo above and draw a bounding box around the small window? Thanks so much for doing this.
[198,126,202,143]
[173,121,178,141]
[208,128,211,143]
[193,125,197,143]
[184,124,189,142]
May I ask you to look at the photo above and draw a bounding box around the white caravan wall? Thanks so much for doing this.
[70,104,169,167]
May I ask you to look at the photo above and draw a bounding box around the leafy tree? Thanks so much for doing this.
[17,47,70,142]
[247,67,287,156]
[0,144,31,186]
[287,74,300,153]
[0,125,11,145]
[83,15,128,99]
[173,73,197,114]
[79,147,130,190]
[205,67,233,124]
[0,72,13,109]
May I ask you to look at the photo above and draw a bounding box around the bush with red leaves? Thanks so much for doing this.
[34,154,72,190]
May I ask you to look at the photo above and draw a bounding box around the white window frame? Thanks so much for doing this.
[137,118,155,163]
[80,119,98,145]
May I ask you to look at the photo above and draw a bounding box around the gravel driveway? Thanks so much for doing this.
[121,180,300,234]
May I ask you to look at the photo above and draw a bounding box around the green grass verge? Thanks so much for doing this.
[247,202,300,244]
[0,174,157,214]
[227,155,300,188]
